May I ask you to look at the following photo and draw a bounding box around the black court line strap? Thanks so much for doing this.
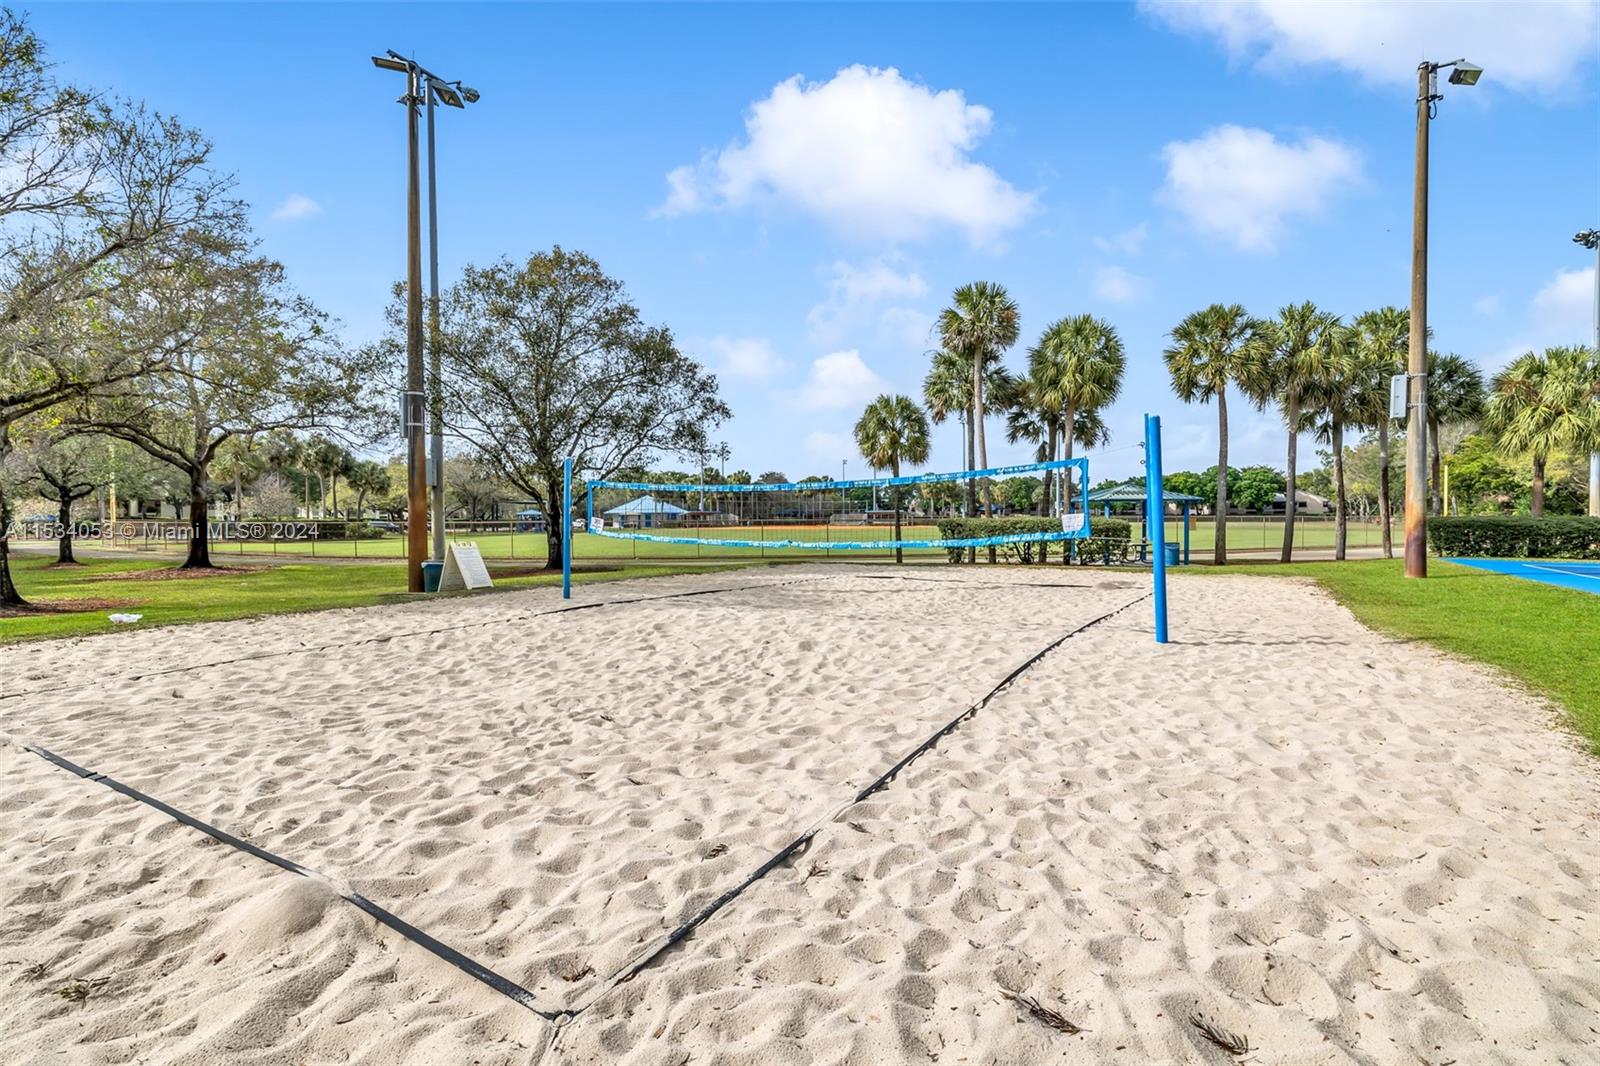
[18,743,563,1021]
[585,591,1151,1005]
[0,575,827,701]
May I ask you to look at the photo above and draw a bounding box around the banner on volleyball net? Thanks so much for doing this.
[579,457,1090,552]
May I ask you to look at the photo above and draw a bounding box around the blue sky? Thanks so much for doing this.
[31,2,1600,482]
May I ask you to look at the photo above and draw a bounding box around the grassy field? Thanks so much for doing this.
[1202,558,1600,753]
[0,554,752,644]
[20,515,1392,562]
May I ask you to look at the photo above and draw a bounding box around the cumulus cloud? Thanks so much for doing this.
[807,259,930,345]
[1159,125,1362,252]
[657,65,1034,245]
[1092,265,1149,304]
[796,349,887,411]
[1532,266,1596,329]
[1142,0,1598,94]
[702,336,788,381]
[1093,223,1150,257]
[271,193,322,222]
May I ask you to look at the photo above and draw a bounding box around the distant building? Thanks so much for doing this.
[1268,490,1331,515]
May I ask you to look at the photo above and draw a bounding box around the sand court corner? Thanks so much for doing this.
[2,566,1598,1065]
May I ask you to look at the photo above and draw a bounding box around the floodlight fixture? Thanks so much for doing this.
[460,85,481,104]
[1575,229,1600,250]
[430,79,465,108]
[371,55,409,73]
[1446,62,1483,86]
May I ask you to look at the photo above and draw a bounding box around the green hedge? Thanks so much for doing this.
[1429,516,1600,559]
[934,516,1134,564]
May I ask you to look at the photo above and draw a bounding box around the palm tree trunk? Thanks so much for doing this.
[963,411,975,563]
[235,468,244,521]
[302,467,311,519]
[331,475,339,519]
[1215,389,1229,565]
[1333,419,1347,561]
[1281,394,1298,563]
[973,356,991,515]
[1062,402,1075,518]
[1532,456,1546,517]
[1429,417,1442,515]
[1377,419,1393,559]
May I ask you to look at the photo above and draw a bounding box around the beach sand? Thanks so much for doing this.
[1,565,1595,1064]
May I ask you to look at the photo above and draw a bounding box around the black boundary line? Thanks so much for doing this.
[561,591,1151,1032]
[17,742,567,1022]
[0,575,828,702]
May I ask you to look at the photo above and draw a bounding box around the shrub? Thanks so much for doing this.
[934,516,1133,564]
[317,520,388,541]
[1428,516,1600,559]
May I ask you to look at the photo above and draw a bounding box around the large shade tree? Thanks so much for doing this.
[424,247,729,569]
[853,393,930,563]
[1027,314,1125,516]
[71,235,367,568]
[1163,303,1268,564]
[937,281,1019,517]
[0,11,234,602]
[6,425,107,564]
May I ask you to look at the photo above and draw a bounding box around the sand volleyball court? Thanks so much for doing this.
[2,566,1596,1065]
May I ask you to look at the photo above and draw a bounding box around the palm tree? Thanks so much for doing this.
[1349,308,1409,557]
[1248,302,1341,562]
[1303,323,1361,559]
[261,431,308,518]
[1029,314,1125,516]
[1005,380,1112,515]
[347,460,392,519]
[937,282,1019,516]
[1486,347,1593,517]
[1163,303,1268,564]
[854,394,931,563]
[1426,351,1485,514]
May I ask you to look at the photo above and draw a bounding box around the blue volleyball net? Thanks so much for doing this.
[578,458,1090,553]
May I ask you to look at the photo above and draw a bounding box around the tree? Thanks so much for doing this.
[8,427,104,563]
[1426,352,1485,515]
[212,436,264,520]
[938,282,1019,516]
[1253,302,1341,561]
[346,460,392,519]
[1231,465,1285,513]
[1163,303,1268,564]
[1303,323,1362,558]
[854,394,931,563]
[1163,470,1211,502]
[0,12,235,602]
[1486,347,1594,517]
[1442,434,1525,514]
[1350,308,1408,557]
[71,235,368,567]
[1028,314,1125,516]
[420,248,728,569]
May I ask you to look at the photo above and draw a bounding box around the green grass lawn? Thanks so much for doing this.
[1200,558,1600,753]
[0,554,754,644]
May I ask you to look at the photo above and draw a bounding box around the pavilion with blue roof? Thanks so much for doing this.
[1085,480,1206,565]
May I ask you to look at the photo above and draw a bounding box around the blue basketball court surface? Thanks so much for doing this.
[1448,558,1600,595]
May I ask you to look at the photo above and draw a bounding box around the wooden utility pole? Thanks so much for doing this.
[405,67,428,592]
[1405,62,1433,579]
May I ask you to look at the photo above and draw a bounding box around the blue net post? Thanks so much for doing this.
[562,457,573,600]
[1144,415,1168,643]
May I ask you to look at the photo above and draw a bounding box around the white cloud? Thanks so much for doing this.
[807,258,930,346]
[1159,125,1362,252]
[1473,292,1503,316]
[1093,222,1150,257]
[1532,266,1596,330]
[702,336,788,381]
[1142,0,1598,94]
[796,349,887,411]
[657,65,1034,246]
[1092,265,1149,304]
[271,193,322,222]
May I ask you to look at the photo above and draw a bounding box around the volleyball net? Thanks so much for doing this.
[578,458,1090,553]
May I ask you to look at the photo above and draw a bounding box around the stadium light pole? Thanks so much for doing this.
[372,51,429,592]
[1406,58,1482,579]
[1576,228,1600,517]
[423,70,480,568]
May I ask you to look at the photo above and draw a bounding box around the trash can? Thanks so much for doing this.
[422,560,443,592]
[1164,543,1180,567]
